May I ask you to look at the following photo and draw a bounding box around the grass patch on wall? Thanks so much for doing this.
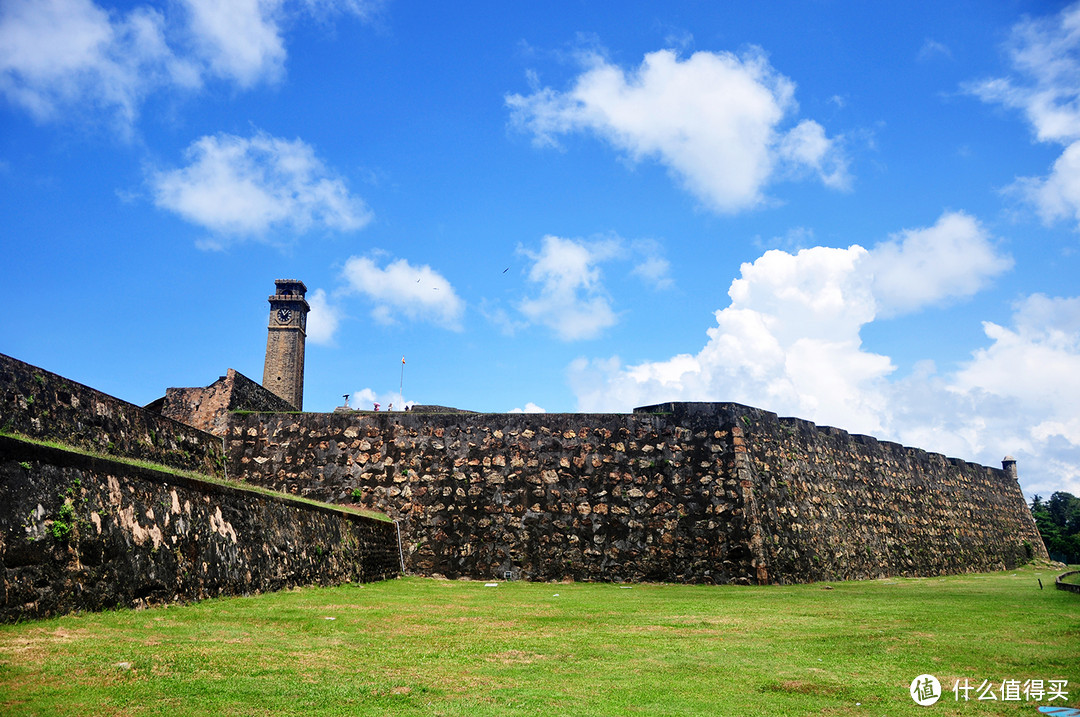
[1,566,1077,716]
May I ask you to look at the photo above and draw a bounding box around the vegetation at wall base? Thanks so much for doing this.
[1031,493,1080,564]
[1,566,1077,716]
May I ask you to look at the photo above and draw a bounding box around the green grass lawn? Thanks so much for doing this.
[1,565,1077,716]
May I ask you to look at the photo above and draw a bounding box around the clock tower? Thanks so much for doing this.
[262,279,310,410]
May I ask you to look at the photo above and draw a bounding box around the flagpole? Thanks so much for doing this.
[399,356,405,408]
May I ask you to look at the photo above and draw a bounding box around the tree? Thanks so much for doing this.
[1031,492,1080,565]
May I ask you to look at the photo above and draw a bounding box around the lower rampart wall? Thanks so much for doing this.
[0,436,400,622]
[229,403,1046,585]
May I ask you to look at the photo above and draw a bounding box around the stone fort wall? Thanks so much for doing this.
[229,409,758,583]
[0,354,400,621]
[1,353,223,476]
[229,402,1046,584]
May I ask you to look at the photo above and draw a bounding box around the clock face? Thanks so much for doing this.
[277,308,293,324]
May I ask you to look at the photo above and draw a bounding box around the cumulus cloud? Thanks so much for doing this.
[967,2,1080,229]
[150,130,371,242]
[518,235,621,341]
[567,216,1080,494]
[920,294,1080,496]
[0,0,376,129]
[341,255,465,329]
[305,288,343,346]
[569,212,1029,473]
[571,241,893,432]
[509,402,546,414]
[952,295,1080,409]
[507,47,848,213]
[513,234,674,340]
[868,211,1013,317]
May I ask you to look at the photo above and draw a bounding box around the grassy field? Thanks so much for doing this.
[1,565,1078,716]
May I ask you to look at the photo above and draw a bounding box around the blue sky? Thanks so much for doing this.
[3,0,1080,498]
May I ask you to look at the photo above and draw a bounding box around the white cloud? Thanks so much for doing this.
[565,213,1080,494]
[150,130,371,242]
[967,3,1080,145]
[868,211,1012,317]
[301,0,383,21]
[918,38,952,62]
[0,0,376,130]
[179,0,286,87]
[341,255,465,329]
[629,238,673,290]
[507,47,848,213]
[518,235,620,341]
[571,241,894,432]
[305,288,342,346]
[967,2,1080,229]
[509,402,546,414]
[0,0,196,128]
[930,294,1080,496]
[951,295,1080,407]
[511,233,674,339]
[631,255,672,290]
[777,119,850,189]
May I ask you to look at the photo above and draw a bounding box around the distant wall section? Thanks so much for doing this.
[641,403,1048,583]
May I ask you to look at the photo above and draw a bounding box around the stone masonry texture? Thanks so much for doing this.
[0,436,399,622]
[229,402,1047,585]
